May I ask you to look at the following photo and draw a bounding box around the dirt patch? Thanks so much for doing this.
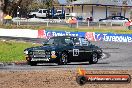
[0,70,132,88]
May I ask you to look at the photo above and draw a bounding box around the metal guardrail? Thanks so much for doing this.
[9,18,128,29]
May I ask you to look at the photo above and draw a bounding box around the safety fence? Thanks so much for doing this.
[11,18,131,29]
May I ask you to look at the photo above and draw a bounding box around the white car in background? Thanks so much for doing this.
[28,9,48,18]
[99,16,129,23]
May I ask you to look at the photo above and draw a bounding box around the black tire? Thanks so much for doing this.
[33,14,36,18]
[89,53,98,64]
[58,52,68,65]
[76,76,87,85]
[28,61,37,66]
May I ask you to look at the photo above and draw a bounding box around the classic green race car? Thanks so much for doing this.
[24,36,102,66]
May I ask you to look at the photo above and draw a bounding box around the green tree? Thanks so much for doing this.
[1,0,29,15]
[28,0,58,11]
[1,0,59,16]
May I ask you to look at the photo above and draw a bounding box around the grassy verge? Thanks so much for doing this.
[0,40,40,62]
[0,24,132,34]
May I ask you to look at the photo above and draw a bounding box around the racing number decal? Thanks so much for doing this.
[73,49,79,56]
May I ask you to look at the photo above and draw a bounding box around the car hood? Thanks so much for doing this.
[24,44,64,52]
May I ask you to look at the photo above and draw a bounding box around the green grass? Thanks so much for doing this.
[0,40,40,62]
[45,26,132,34]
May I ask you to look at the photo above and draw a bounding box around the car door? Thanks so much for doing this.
[37,10,42,17]
[68,37,86,62]
[79,38,93,61]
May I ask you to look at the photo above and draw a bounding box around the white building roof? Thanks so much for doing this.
[70,0,132,7]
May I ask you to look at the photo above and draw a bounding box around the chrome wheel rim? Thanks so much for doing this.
[62,53,68,64]
[93,53,98,62]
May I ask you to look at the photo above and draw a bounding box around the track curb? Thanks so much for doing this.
[0,61,27,66]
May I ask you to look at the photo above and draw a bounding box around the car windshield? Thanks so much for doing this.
[44,37,90,46]
[45,38,59,45]
[45,37,73,45]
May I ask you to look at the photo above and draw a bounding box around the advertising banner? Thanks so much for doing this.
[85,32,132,42]
[45,30,85,39]
[44,30,132,42]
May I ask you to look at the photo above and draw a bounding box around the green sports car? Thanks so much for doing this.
[24,36,102,66]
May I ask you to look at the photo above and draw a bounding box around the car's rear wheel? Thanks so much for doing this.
[58,52,68,65]
[89,53,98,64]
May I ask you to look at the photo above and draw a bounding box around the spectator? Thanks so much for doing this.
[86,17,93,22]
[89,17,93,22]
[68,17,77,28]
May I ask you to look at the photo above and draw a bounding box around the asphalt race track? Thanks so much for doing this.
[0,36,132,70]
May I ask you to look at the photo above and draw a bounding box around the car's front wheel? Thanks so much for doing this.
[89,53,98,64]
[58,52,68,65]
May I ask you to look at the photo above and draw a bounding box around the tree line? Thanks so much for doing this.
[0,0,59,17]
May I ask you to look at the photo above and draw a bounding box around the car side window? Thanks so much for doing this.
[43,10,47,13]
[38,10,42,13]
[73,38,80,46]
[80,38,89,46]
[64,38,73,44]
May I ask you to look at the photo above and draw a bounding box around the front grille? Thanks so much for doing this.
[32,50,46,57]
[33,50,45,55]
[32,50,51,58]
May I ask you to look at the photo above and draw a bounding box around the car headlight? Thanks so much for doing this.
[24,50,28,54]
[51,51,56,55]
[51,51,57,58]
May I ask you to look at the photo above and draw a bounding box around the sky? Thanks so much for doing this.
[58,0,67,4]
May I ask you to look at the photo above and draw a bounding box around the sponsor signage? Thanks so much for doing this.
[85,32,132,42]
[45,30,85,38]
[76,74,131,85]
[76,68,131,85]
[42,30,132,42]
[0,29,132,42]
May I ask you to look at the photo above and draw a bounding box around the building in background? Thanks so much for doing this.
[64,0,132,22]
